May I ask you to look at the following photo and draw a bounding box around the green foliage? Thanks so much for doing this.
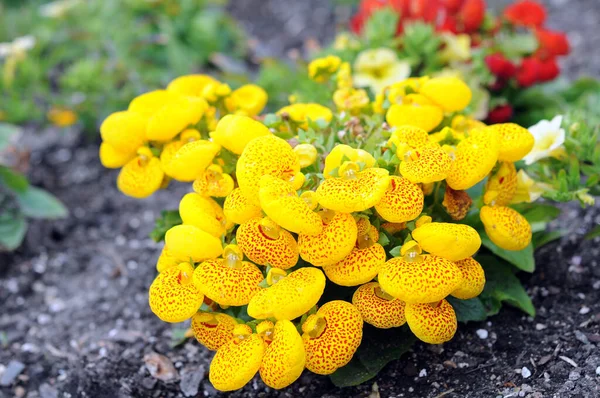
[399,22,442,75]
[150,210,183,242]
[363,9,400,48]
[447,296,488,323]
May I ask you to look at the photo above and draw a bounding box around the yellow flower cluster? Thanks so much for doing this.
[99,74,267,198]
[102,65,543,391]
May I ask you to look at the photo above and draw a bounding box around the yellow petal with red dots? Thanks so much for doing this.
[484,162,518,206]
[165,224,223,262]
[488,123,534,162]
[209,333,265,392]
[259,320,306,389]
[302,301,363,375]
[322,244,385,286]
[191,312,237,351]
[375,176,424,223]
[352,282,407,329]
[411,222,481,261]
[259,175,322,235]
[405,299,457,344]
[298,212,357,266]
[100,111,146,153]
[247,267,326,321]
[237,135,300,205]
[399,145,452,184]
[210,114,271,155]
[316,168,390,213]
[179,193,228,238]
[387,125,430,150]
[193,259,263,306]
[480,205,532,251]
[223,188,263,225]
[117,155,164,198]
[378,255,462,304]
[236,218,299,269]
[148,263,203,323]
[451,257,486,300]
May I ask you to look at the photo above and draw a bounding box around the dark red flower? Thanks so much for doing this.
[516,57,540,87]
[485,53,517,79]
[537,58,560,82]
[536,29,570,60]
[487,104,513,124]
[350,12,367,34]
[442,0,464,14]
[503,0,546,27]
[456,0,486,33]
[438,15,459,33]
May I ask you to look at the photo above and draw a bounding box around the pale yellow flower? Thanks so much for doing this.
[510,170,551,204]
[353,48,411,95]
[523,115,566,165]
[47,107,78,127]
[439,33,471,63]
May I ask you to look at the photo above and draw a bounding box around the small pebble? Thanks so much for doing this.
[521,367,532,378]
[596,366,600,376]
[579,306,591,315]
[0,361,25,386]
[476,329,489,339]
[419,369,427,377]
[568,371,581,381]
[535,323,547,331]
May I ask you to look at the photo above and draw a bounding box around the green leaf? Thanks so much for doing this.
[16,186,68,219]
[532,230,565,248]
[363,8,400,46]
[447,297,488,323]
[480,232,535,273]
[512,203,561,234]
[0,215,27,251]
[377,232,390,247]
[0,167,29,193]
[586,225,600,240]
[150,210,183,242]
[0,123,20,153]
[388,245,401,257]
[477,255,535,317]
[330,325,416,387]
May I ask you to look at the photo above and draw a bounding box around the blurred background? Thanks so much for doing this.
[0,1,599,397]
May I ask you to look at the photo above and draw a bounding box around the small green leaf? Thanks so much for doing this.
[388,245,401,257]
[532,230,565,248]
[0,167,29,193]
[16,186,68,219]
[447,296,488,323]
[0,215,28,250]
[477,255,535,317]
[377,232,390,247]
[480,232,535,273]
[150,210,183,242]
[330,325,416,387]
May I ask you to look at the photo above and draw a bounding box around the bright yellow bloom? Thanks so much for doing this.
[480,205,532,251]
[308,55,342,83]
[259,320,306,389]
[202,82,232,103]
[399,144,453,184]
[149,262,203,323]
[352,282,406,329]
[386,94,444,132]
[323,144,376,178]
[167,74,218,97]
[375,176,424,223]
[117,148,164,198]
[411,222,481,261]
[294,144,318,168]
[387,77,430,104]
[156,246,185,273]
[451,257,486,300]
[223,188,263,225]
[419,76,472,113]
[236,217,299,269]
[193,165,235,198]
[100,110,146,154]
[511,170,551,204]
[226,84,268,116]
[387,125,430,153]
[336,62,353,89]
[277,103,333,130]
[191,312,237,351]
[146,96,208,142]
[99,142,136,169]
[488,123,535,162]
[405,299,457,344]
[47,107,77,127]
[353,48,411,94]
[210,114,271,155]
[165,224,223,262]
[484,162,518,206]
[333,88,370,114]
[439,33,471,63]
[179,193,229,238]
[161,135,221,182]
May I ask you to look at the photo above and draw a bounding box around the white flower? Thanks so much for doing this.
[0,35,36,59]
[353,48,411,95]
[523,115,566,165]
[39,0,81,18]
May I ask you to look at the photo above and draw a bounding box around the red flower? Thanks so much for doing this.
[536,29,570,60]
[350,12,367,34]
[485,53,517,79]
[439,15,459,33]
[351,0,441,34]
[456,0,486,33]
[516,57,540,87]
[504,0,546,27]
[537,58,560,82]
[487,104,513,124]
[442,0,464,14]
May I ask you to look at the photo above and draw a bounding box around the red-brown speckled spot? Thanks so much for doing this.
[352,282,407,329]
[259,320,306,389]
[375,176,424,223]
[405,299,457,344]
[399,145,452,184]
[480,205,532,251]
[193,259,263,306]
[209,333,265,391]
[322,243,386,286]
[236,218,299,269]
[488,123,534,162]
[149,263,203,323]
[191,312,237,351]
[451,257,486,300]
[298,212,358,266]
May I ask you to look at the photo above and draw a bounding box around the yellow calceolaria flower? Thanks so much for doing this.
[103,71,579,392]
[353,48,411,95]
[47,107,77,127]
[308,55,342,83]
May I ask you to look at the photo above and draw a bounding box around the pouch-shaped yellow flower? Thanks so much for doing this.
[128,89,177,118]
[316,167,390,213]
[165,224,223,262]
[399,145,452,184]
[446,127,500,190]
[411,222,481,261]
[419,76,472,112]
[298,211,358,267]
[378,255,462,304]
[302,300,363,375]
[237,135,300,205]
[258,175,322,236]
[352,282,406,329]
[227,84,268,116]
[451,257,486,300]
[387,125,430,152]
[277,103,333,130]
[193,165,235,198]
[294,144,318,168]
[209,326,265,392]
[236,217,299,269]
[210,114,271,155]
[375,176,424,223]
[99,142,136,169]
[149,263,203,323]
[156,246,186,273]
[259,320,306,389]
[247,267,326,320]
[100,111,146,154]
[191,312,237,351]
[161,138,221,182]
[166,74,218,97]
[117,150,164,198]
[179,193,228,238]
[323,243,385,286]
[386,95,444,132]
[223,188,263,225]
[484,162,518,206]
[323,144,376,178]
[193,257,263,306]
[405,299,457,344]
[480,205,532,251]
[488,123,535,162]
[146,96,207,142]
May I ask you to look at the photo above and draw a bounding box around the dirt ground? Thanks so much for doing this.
[1,1,600,397]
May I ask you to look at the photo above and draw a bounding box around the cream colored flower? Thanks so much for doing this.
[353,48,411,95]
[0,36,36,59]
[439,33,471,63]
[523,115,566,165]
[510,170,551,204]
